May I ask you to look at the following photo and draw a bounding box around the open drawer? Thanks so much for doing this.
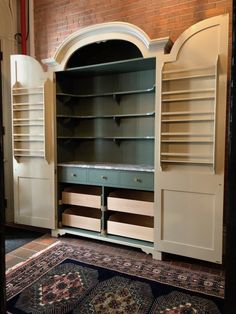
[62,185,101,209]
[62,206,101,231]
[107,212,154,242]
[107,189,154,216]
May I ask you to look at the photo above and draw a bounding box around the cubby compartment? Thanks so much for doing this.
[62,206,101,231]
[61,185,102,209]
[107,189,154,216]
[107,212,154,242]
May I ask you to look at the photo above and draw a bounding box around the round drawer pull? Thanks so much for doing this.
[71,173,77,177]
[134,177,142,183]
[101,175,107,180]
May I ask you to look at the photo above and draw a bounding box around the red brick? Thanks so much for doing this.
[34,0,232,62]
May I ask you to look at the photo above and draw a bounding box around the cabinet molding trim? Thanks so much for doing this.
[42,22,171,70]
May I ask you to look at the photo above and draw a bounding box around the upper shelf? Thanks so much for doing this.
[57,112,155,120]
[56,57,156,77]
[56,85,155,98]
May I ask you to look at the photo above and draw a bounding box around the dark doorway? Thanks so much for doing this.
[0,42,6,312]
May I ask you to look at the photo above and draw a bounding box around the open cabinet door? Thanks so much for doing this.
[10,55,55,229]
[155,15,228,263]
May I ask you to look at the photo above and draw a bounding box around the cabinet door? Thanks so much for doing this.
[11,55,55,229]
[155,15,228,263]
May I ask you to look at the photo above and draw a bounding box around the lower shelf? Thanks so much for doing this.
[54,226,154,252]
[62,207,101,232]
[107,212,154,242]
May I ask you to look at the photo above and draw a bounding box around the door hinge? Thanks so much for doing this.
[4,199,7,208]
[0,51,3,61]
[2,126,5,135]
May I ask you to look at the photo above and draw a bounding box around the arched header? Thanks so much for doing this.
[42,22,171,70]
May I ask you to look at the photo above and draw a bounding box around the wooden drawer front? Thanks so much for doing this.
[60,167,87,183]
[62,186,101,209]
[107,213,154,242]
[107,190,154,216]
[87,169,119,186]
[62,207,101,232]
[120,171,154,190]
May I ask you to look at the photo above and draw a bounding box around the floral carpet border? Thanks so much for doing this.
[6,241,224,301]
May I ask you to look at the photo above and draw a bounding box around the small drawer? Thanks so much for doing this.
[87,169,119,186]
[62,186,101,209]
[59,167,87,184]
[120,171,154,190]
[62,207,101,232]
[107,212,154,242]
[108,189,154,216]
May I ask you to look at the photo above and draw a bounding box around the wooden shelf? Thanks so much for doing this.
[161,118,214,123]
[57,136,154,140]
[162,88,215,95]
[162,73,215,81]
[56,85,155,98]
[161,111,214,116]
[57,112,155,120]
[58,56,156,76]
[162,96,215,102]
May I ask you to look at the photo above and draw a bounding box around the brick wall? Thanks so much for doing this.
[34,0,232,62]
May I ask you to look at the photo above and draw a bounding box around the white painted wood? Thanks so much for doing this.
[155,14,229,263]
[42,22,171,71]
[10,55,56,229]
[0,0,18,222]
[62,207,101,231]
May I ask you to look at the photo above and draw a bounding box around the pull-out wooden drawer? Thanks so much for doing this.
[62,207,101,231]
[62,185,101,209]
[108,189,154,216]
[107,212,154,242]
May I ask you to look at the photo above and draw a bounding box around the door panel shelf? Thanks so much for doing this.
[162,96,215,102]
[162,73,215,81]
[160,60,217,169]
[12,82,47,161]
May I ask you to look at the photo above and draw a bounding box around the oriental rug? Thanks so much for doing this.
[6,241,224,313]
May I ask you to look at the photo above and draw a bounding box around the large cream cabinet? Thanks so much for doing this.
[11,15,229,263]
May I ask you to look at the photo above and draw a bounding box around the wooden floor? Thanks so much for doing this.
[5,233,225,277]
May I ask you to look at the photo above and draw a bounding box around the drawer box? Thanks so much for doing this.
[108,190,154,216]
[62,207,101,231]
[59,167,87,184]
[87,169,119,186]
[62,186,101,209]
[107,212,154,242]
[119,171,154,190]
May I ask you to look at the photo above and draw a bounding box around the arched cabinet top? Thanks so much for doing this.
[42,22,171,70]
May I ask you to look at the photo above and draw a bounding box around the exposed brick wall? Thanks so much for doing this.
[34,0,232,62]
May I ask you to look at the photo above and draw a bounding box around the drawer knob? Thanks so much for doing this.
[71,173,77,177]
[101,176,107,180]
[134,177,142,183]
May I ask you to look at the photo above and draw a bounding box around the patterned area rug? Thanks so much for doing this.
[6,241,224,313]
